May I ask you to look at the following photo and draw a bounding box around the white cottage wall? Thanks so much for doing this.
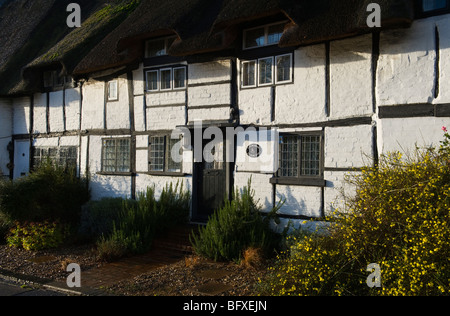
[330,35,373,119]
[106,75,130,130]
[0,98,12,177]
[377,19,436,106]
[275,45,327,124]
[12,97,30,135]
[65,87,81,131]
[49,90,65,132]
[33,93,47,134]
[81,80,105,130]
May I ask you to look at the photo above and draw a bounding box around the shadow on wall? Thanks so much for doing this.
[276,185,315,218]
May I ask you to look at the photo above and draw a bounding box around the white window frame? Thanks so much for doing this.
[160,68,172,91]
[258,56,274,86]
[241,53,292,89]
[275,54,293,84]
[107,80,118,101]
[145,70,159,92]
[241,60,257,88]
[243,21,286,50]
[173,66,186,90]
[146,66,187,93]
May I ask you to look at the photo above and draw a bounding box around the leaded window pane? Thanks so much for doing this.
[146,70,158,91]
[276,55,292,83]
[160,69,172,90]
[242,61,256,87]
[102,139,130,173]
[173,67,186,89]
[301,135,321,176]
[150,136,165,171]
[259,57,273,85]
[279,135,298,177]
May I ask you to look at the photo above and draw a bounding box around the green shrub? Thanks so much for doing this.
[6,221,68,251]
[190,180,284,262]
[96,234,128,262]
[261,128,450,296]
[0,211,13,244]
[96,181,190,259]
[79,197,134,240]
[0,161,90,225]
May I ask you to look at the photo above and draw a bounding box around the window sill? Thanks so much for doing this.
[270,176,326,187]
[97,171,133,176]
[144,171,187,177]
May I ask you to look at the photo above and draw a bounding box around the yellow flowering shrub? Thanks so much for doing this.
[260,129,450,296]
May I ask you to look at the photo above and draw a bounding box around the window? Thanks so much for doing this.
[107,80,118,101]
[243,22,286,49]
[160,68,172,90]
[241,53,292,88]
[259,57,273,86]
[146,70,159,91]
[417,0,449,16]
[32,146,77,170]
[145,36,177,58]
[422,0,447,11]
[101,138,130,173]
[43,70,70,89]
[278,133,322,178]
[242,61,256,87]
[149,135,182,173]
[173,67,186,89]
[145,66,186,92]
[276,54,292,84]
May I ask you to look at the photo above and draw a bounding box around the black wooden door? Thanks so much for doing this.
[193,140,227,221]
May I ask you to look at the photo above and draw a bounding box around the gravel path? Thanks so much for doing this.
[0,244,268,296]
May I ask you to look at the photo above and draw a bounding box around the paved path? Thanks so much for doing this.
[0,276,67,296]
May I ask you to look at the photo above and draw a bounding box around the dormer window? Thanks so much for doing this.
[43,70,69,88]
[417,0,449,17]
[243,22,285,50]
[145,36,177,58]
[422,0,447,11]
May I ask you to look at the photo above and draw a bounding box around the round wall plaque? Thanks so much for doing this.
[246,144,262,158]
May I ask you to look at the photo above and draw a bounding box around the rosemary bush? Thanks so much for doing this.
[190,180,284,262]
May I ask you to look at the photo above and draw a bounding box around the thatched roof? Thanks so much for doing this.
[1,0,416,95]
[75,0,415,75]
[0,0,139,96]
[279,0,415,46]
[73,0,225,75]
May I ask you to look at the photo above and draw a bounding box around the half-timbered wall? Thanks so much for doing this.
[3,13,450,226]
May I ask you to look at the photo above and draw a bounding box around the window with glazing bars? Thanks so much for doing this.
[102,138,130,173]
[149,136,165,171]
[33,147,77,170]
[149,135,182,172]
[278,134,322,177]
